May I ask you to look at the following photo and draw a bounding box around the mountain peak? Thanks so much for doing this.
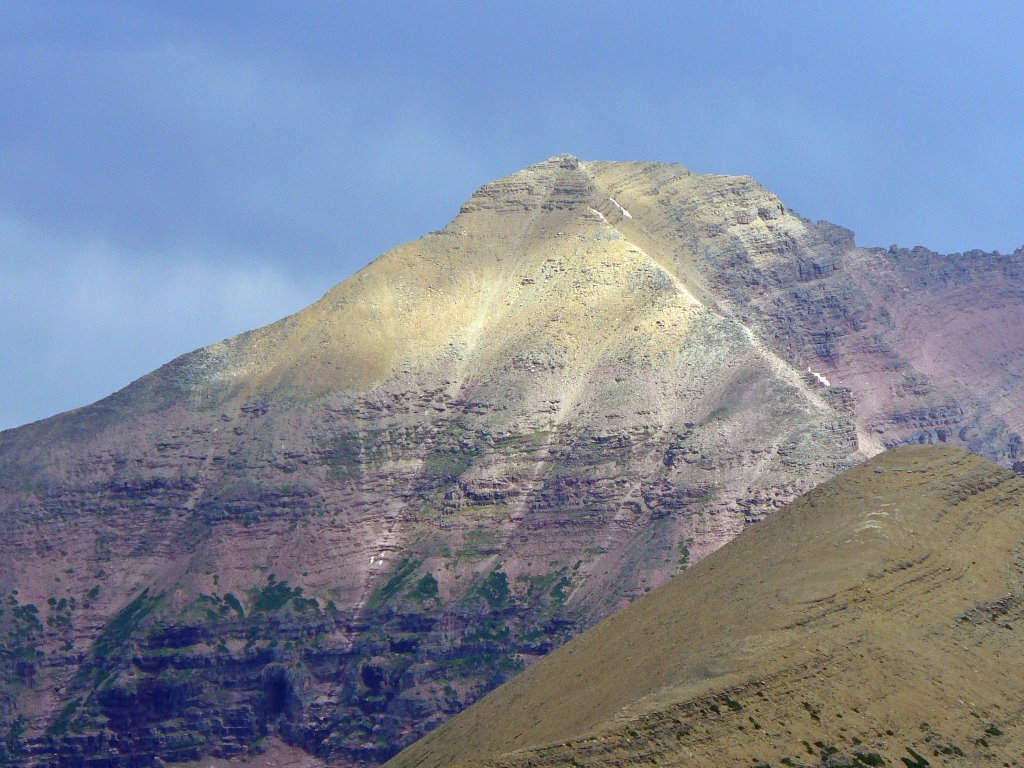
[1,156,1022,767]
[456,154,596,218]
[542,153,581,169]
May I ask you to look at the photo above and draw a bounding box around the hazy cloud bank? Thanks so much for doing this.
[0,214,322,430]
[3,2,1024,429]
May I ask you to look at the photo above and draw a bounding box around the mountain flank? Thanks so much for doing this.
[0,156,1021,766]
[388,445,1024,768]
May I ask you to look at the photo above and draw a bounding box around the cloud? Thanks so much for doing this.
[3,2,1024,431]
[0,28,494,431]
[0,213,324,430]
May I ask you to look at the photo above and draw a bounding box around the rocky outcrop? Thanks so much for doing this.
[583,161,1024,462]
[0,156,1020,767]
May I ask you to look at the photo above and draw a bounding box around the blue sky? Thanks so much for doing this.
[3,1,1024,430]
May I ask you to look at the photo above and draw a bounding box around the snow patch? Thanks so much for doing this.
[806,367,831,387]
[856,508,891,533]
[609,197,633,219]
[588,207,608,223]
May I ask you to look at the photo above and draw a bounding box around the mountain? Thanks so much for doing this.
[387,445,1024,768]
[0,156,1020,767]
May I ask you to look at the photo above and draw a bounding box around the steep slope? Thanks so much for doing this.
[0,156,1020,767]
[584,161,1024,461]
[846,244,1024,446]
[0,156,866,767]
[388,445,1024,768]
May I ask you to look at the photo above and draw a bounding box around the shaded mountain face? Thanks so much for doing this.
[387,445,1024,768]
[0,156,1020,766]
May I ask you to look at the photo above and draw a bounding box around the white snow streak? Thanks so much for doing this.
[609,197,633,219]
[806,367,831,387]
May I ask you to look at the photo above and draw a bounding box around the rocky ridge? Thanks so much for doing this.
[0,156,1020,766]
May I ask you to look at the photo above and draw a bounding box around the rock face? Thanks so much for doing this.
[0,156,1020,766]
[387,446,1024,768]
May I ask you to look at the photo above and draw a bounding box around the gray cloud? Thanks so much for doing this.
[3,2,1024,430]
[0,213,321,429]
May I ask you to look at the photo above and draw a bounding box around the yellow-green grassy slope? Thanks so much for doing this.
[388,445,1024,767]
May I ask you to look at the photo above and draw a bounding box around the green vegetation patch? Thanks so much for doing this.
[901,746,930,767]
[407,573,439,603]
[853,752,886,767]
[723,695,743,711]
[0,595,44,671]
[224,592,245,619]
[320,432,363,477]
[444,634,523,681]
[518,569,574,616]
[251,575,318,614]
[0,717,26,762]
[46,597,74,631]
[425,450,474,478]
[190,594,228,622]
[46,698,81,737]
[476,569,510,610]
[458,528,499,559]
[177,591,248,623]
[366,559,423,612]
[678,537,693,568]
[92,589,163,660]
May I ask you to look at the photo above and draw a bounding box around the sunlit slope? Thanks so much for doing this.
[1,155,1019,766]
[0,157,867,766]
[389,445,1024,768]
[187,157,839,412]
[583,161,1024,461]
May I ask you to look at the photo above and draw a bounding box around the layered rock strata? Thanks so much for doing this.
[0,156,1020,766]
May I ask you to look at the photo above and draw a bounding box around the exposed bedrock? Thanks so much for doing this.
[0,156,1020,766]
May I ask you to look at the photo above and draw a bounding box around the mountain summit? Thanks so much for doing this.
[0,157,1021,766]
